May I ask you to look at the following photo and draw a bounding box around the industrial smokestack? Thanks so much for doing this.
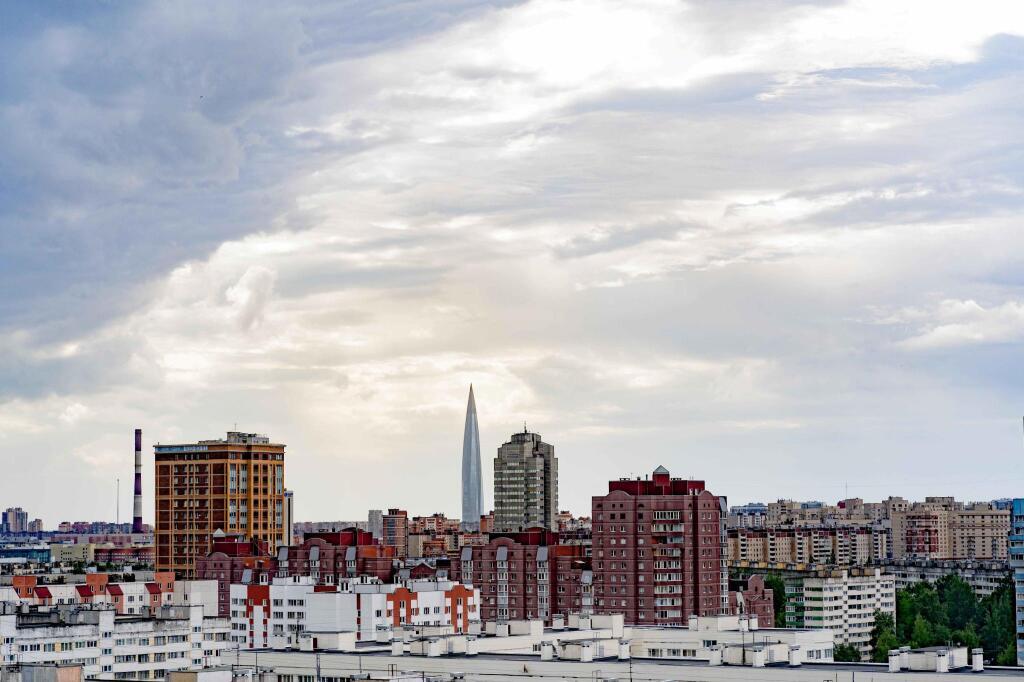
[132,428,143,534]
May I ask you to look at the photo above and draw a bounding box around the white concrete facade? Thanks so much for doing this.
[229,576,479,649]
[800,568,895,657]
[629,614,835,663]
[0,605,230,680]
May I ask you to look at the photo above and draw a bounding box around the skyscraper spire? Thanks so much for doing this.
[461,385,483,531]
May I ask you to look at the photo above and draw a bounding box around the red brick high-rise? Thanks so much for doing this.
[592,465,727,626]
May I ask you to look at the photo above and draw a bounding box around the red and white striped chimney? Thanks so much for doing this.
[132,428,143,533]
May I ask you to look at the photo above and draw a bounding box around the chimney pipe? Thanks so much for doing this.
[132,428,143,533]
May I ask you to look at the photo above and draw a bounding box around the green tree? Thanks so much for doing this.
[951,623,980,650]
[910,614,936,649]
[857,573,1015,663]
[869,611,896,651]
[763,574,788,627]
[978,577,1015,660]
[872,630,901,662]
[995,641,1017,666]
[833,644,862,662]
[936,574,977,631]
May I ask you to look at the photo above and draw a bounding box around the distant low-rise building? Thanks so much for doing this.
[48,544,95,565]
[728,503,768,529]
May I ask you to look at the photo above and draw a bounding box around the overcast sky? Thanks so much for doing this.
[3,1,1024,526]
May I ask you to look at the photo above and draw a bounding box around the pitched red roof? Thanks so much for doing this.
[144,583,161,595]
[34,587,52,599]
[76,585,92,597]
[106,584,124,596]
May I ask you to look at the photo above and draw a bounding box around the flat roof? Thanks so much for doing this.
[238,649,1024,677]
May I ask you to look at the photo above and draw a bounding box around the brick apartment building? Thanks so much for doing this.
[196,528,397,616]
[278,529,395,583]
[592,466,728,626]
[727,574,775,626]
[155,431,287,577]
[449,529,592,623]
[195,533,278,617]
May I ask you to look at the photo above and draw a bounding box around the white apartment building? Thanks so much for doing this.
[0,576,217,619]
[0,604,231,680]
[800,568,895,658]
[229,576,480,649]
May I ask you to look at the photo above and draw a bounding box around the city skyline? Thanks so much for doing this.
[5,410,1024,527]
[3,2,1024,523]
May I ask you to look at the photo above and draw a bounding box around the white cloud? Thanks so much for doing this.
[225,266,278,331]
[898,300,1024,350]
[59,402,91,425]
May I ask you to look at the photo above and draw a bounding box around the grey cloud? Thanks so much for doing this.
[0,1,518,344]
[554,221,691,258]
[4,1,1024,521]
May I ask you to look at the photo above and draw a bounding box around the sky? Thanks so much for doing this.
[2,1,1024,527]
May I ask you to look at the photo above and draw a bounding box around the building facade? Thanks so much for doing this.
[727,503,768,529]
[0,604,229,679]
[730,562,898,660]
[591,466,728,626]
[2,509,29,534]
[727,574,774,626]
[493,430,557,532]
[728,526,888,566]
[277,530,396,584]
[891,499,1009,561]
[229,575,479,647]
[787,567,895,659]
[879,558,1009,597]
[196,529,399,617]
[382,510,409,559]
[448,531,592,624]
[154,432,287,577]
[1010,498,1024,666]
[194,535,278,617]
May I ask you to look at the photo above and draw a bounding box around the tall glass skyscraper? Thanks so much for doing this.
[461,385,483,530]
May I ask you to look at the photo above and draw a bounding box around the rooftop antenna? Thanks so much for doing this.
[116,478,120,525]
